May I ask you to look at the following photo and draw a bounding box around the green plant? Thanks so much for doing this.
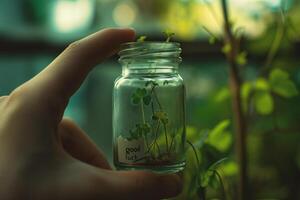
[163,30,176,42]
[123,33,180,164]
[126,80,178,163]
[200,0,299,199]
[175,120,233,200]
[137,35,147,42]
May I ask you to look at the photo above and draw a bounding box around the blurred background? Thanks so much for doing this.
[0,0,300,199]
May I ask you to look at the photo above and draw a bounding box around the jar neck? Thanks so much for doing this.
[118,41,181,76]
[122,64,178,76]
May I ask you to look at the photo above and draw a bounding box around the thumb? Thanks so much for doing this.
[102,170,183,200]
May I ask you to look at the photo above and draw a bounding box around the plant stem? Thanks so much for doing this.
[151,100,155,116]
[154,122,161,156]
[214,170,227,200]
[169,134,175,152]
[144,134,149,149]
[140,100,146,124]
[163,124,169,153]
[146,121,161,155]
[151,84,170,155]
[151,85,163,110]
[202,25,220,41]
[220,0,248,199]
[187,140,201,172]
[261,12,286,75]
[140,99,149,148]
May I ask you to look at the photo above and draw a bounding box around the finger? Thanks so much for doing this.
[58,118,111,170]
[99,170,183,200]
[14,28,135,115]
[0,95,7,102]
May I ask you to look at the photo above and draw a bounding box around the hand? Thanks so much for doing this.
[0,28,182,200]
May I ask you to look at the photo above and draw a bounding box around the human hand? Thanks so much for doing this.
[0,28,182,200]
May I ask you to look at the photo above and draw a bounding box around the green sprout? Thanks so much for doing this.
[137,35,147,42]
[163,30,175,42]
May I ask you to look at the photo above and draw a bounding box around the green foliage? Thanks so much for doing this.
[207,120,232,152]
[145,80,159,87]
[128,123,151,140]
[131,88,147,105]
[251,78,273,115]
[202,25,219,45]
[209,36,216,44]
[127,80,174,161]
[143,94,152,105]
[163,80,169,85]
[269,68,298,98]
[201,158,228,188]
[254,90,274,115]
[137,35,147,42]
[163,30,175,42]
[186,126,198,141]
[209,120,230,137]
[222,160,238,176]
[221,43,232,54]
[241,82,253,112]
[240,69,298,116]
[255,78,270,90]
[183,120,232,199]
[214,87,230,103]
[236,51,248,66]
[131,88,153,106]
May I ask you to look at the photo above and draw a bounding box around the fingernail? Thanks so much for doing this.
[159,174,183,197]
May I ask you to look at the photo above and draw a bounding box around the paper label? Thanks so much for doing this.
[117,136,145,163]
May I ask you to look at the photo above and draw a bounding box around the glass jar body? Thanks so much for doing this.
[113,71,186,173]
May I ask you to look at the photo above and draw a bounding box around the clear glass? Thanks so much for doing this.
[113,42,186,173]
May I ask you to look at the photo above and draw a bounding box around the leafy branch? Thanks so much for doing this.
[187,139,228,199]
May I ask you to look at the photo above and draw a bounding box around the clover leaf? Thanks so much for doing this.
[131,88,147,105]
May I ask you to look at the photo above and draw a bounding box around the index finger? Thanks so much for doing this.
[18,28,135,110]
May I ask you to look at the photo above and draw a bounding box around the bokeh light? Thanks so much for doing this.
[52,0,94,33]
[113,2,136,26]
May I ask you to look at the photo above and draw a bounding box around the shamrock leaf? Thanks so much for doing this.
[131,93,140,105]
[143,94,152,105]
[131,88,147,105]
[136,88,147,96]
[163,80,169,85]
[145,80,159,87]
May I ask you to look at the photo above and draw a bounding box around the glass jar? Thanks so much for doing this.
[113,41,186,173]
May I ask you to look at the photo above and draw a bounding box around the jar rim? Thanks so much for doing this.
[118,41,181,61]
[120,41,180,49]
